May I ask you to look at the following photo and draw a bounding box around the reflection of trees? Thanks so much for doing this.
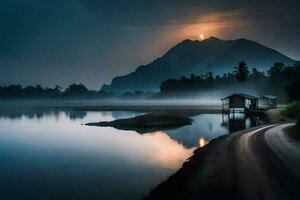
[165,115,227,148]
[65,111,87,120]
[0,109,86,120]
[0,108,60,120]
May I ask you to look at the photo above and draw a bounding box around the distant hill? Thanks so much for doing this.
[101,37,296,93]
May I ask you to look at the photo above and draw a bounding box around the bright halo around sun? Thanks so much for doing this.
[199,33,205,40]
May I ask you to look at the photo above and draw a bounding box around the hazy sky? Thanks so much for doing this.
[0,0,299,89]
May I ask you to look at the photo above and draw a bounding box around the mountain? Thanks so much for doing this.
[101,37,296,93]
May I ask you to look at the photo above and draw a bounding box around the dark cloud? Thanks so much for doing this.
[0,0,299,89]
[79,0,300,25]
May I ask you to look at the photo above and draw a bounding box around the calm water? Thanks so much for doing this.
[0,109,259,200]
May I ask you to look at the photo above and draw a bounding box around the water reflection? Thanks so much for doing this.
[156,113,261,148]
[0,108,143,121]
[141,132,196,169]
[166,114,228,148]
[0,110,193,200]
[221,113,261,132]
[0,110,262,148]
[65,110,87,120]
[0,108,61,119]
[0,108,86,120]
[199,137,209,147]
[0,109,262,200]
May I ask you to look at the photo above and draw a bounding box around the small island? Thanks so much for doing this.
[86,113,193,133]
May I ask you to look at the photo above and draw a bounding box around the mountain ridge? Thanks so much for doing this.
[101,37,296,93]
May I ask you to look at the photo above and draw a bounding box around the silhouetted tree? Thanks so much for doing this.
[190,73,196,81]
[233,61,250,82]
[64,83,88,96]
[207,72,213,80]
[250,68,264,80]
[286,63,300,101]
[55,85,62,91]
[268,62,284,77]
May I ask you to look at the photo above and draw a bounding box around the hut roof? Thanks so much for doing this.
[221,93,257,100]
[260,95,277,99]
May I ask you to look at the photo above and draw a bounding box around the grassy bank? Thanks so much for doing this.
[282,101,300,140]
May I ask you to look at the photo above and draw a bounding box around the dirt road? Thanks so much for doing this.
[145,124,300,200]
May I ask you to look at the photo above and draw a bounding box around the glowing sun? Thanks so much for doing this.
[199,33,205,40]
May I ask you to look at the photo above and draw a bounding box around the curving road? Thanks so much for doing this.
[265,123,300,178]
[146,124,300,200]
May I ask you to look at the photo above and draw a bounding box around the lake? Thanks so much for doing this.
[0,109,259,199]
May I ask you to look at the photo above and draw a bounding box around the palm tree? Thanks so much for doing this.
[233,61,250,82]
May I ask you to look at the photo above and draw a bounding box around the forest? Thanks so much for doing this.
[160,62,300,102]
[0,83,110,99]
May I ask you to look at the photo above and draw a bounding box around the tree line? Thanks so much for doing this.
[0,83,110,99]
[0,83,152,100]
[1,61,299,101]
[160,62,300,101]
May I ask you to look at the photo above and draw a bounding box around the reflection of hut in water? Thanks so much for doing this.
[258,95,277,109]
[221,93,258,113]
[221,113,258,132]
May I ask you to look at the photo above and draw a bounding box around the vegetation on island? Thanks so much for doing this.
[86,113,193,133]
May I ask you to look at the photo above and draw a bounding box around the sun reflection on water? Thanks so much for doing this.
[144,131,196,169]
[199,137,209,147]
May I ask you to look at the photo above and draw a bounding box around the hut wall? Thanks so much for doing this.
[229,96,245,108]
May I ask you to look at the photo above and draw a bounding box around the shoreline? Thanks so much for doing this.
[0,102,222,113]
[144,126,259,199]
[145,123,300,199]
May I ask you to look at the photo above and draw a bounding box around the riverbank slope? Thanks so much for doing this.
[145,124,300,200]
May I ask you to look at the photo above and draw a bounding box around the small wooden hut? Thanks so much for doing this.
[258,95,277,109]
[221,93,258,113]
